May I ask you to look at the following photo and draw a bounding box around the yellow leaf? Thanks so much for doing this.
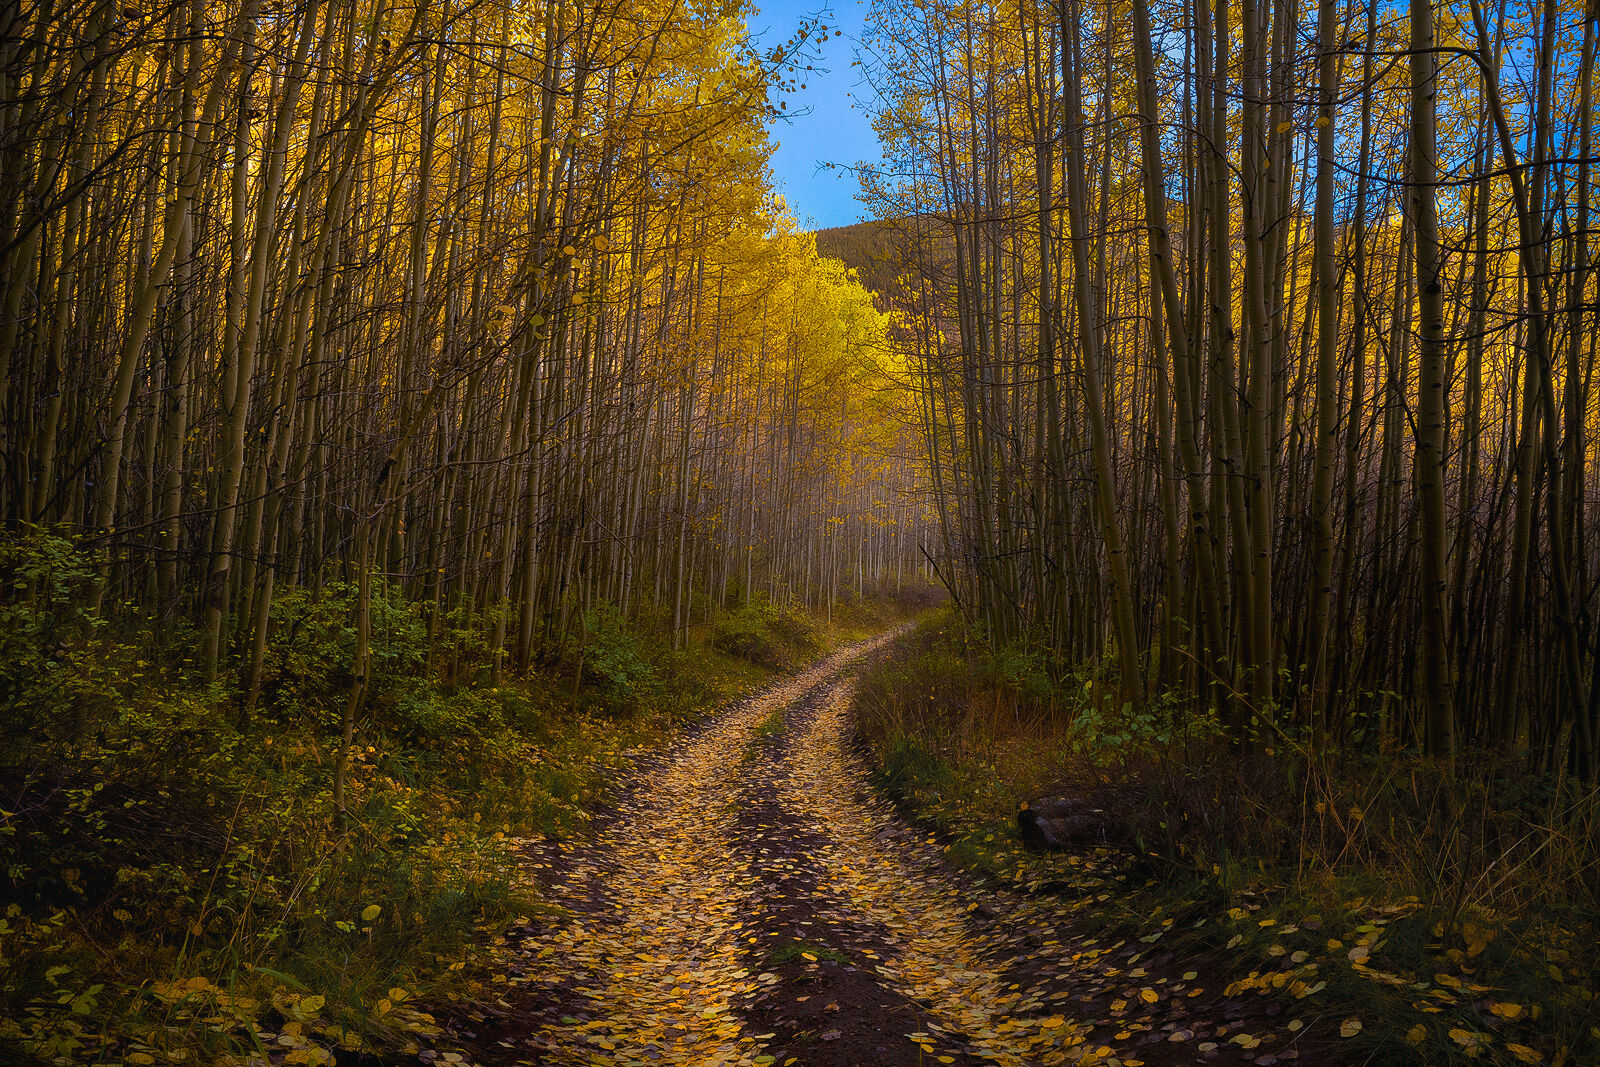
[299,994,325,1014]
[1139,988,1159,1003]
[361,904,381,921]
[1340,1018,1362,1038]
[1491,1002,1524,1019]
[1449,1028,1481,1048]
[1407,1025,1426,1045]
[128,1056,155,1065]
[1506,1044,1543,1064]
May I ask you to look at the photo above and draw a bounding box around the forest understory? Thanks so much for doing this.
[854,615,1600,1067]
[0,529,938,1065]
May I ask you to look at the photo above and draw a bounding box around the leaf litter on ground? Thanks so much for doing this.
[446,634,1348,1067]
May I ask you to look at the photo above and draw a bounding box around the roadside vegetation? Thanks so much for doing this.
[0,527,930,1065]
[855,612,1600,1067]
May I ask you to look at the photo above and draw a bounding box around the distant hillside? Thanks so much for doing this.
[814,217,955,309]
[814,220,901,301]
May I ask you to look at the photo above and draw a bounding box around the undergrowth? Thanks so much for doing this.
[0,528,933,1065]
[709,602,824,672]
[855,611,1600,1067]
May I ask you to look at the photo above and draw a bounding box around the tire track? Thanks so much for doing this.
[773,679,1095,1066]
[510,637,900,1066]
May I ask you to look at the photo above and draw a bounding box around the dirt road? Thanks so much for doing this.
[463,635,1326,1067]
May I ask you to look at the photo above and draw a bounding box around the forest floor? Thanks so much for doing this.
[424,633,1336,1067]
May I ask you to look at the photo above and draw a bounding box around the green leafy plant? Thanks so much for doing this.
[570,603,657,710]
[710,602,822,671]
[0,528,123,746]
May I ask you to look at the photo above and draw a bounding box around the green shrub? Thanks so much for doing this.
[0,528,128,749]
[263,580,428,729]
[570,603,656,710]
[709,602,821,671]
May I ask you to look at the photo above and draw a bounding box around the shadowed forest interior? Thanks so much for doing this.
[2,0,1599,1060]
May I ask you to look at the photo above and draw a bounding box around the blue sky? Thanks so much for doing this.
[746,0,883,230]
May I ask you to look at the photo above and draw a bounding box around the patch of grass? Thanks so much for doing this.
[743,710,788,763]
[768,940,853,966]
[820,582,945,644]
[855,614,1600,1067]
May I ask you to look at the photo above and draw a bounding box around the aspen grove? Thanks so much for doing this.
[0,0,930,686]
[861,0,1600,777]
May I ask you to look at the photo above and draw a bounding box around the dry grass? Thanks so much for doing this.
[854,613,1600,1066]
